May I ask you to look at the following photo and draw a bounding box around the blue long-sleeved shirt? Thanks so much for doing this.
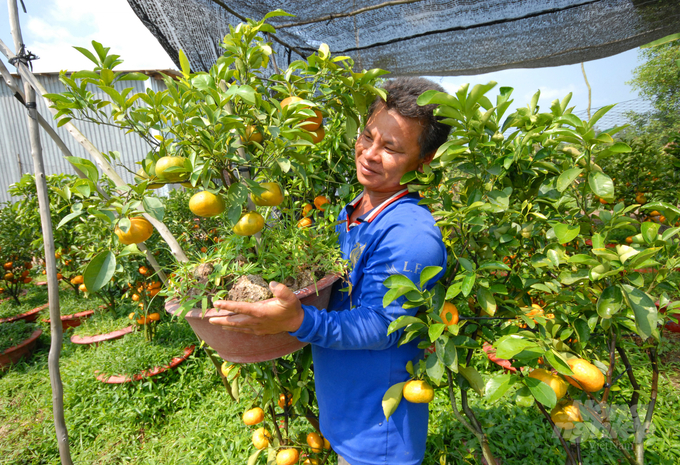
[290,189,446,465]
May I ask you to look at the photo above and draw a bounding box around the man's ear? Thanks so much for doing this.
[417,151,436,171]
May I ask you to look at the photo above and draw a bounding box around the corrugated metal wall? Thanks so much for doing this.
[0,72,175,202]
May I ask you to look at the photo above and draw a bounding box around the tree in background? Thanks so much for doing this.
[626,40,680,141]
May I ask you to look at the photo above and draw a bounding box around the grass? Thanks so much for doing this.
[0,320,36,353]
[0,287,48,319]
[1,289,679,464]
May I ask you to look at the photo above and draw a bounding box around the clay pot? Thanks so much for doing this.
[165,274,339,363]
[96,345,195,384]
[0,303,49,324]
[44,310,95,331]
[0,329,42,369]
[71,325,135,347]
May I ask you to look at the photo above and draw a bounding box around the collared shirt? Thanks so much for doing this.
[290,190,447,465]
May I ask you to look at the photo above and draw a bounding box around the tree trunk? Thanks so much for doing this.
[7,1,72,463]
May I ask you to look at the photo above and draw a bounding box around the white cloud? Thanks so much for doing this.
[23,0,176,73]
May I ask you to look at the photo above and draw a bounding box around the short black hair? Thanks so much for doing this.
[367,77,451,159]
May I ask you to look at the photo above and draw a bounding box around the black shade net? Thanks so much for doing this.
[127,0,680,76]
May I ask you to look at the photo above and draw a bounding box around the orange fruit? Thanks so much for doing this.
[71,275,84,285]
[313,195,329,210]
[220,361,235,378]
[281,96,322,130]
[189,191,226,218]
[649,210,660,217]
[306,432,324,453]
[440,302,459,325]
[302,203,313,217]
[402,380,434,403]
[528,368,568,400]
[57,273,63,280]
[134,168,165,189]
[233,211,265,236]
[323,438,330,450]
[129,312,135,320]
[659,215,666,223]
[115,217,154,245]
[565,358,605,392]
[148,312,160,321]
[137,316,147,325]
[252,427,271,450]
[252,182,284,207]
[21,270,30,278]
[79,284,87,292]
[297,217,313,229]
[55,251,62,259]
[23,277,32,284]
[278,393,293,409]
[132,294,140,302]
[550,400,583,430]
[149,288,160,297]
[244,125,264,144]
[155,156,188,183]
[148,281,162,289]
[625,236,633,244]
[302,459,319,465]
[200,247,207,253]
[276,448,299,465]
[4,272,14,281]
[139,266,149,276]
[599,197,608,204]
[243,407,265,426]
[3,262,12,270]
[309,126,325,144]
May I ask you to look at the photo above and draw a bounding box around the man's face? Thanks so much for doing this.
[354,105,429,196]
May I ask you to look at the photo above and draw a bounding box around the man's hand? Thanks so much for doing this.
[209,281,304,335]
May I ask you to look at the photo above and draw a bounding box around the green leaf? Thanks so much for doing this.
[382,382,406,421]
[485,374,513,403]
[83,251,116,293]
[477,262,511,272]
[459,366,485,396]
[641,32,680,48]
[495,335,537,359]
[382,286,413,307]
[142,197,165,221]
[436,338,458,372]
[525,376,557,408]
[627,247,662,270]
[57,210,83,229]
[65,156,99,184]
[641,222,661,244]
[556,168,582,192]
[477,288,496,316]
[568,254,600,266]
[458,257,474,272]
[544,350,573,376]
[553,223,580,244]
[588,171,615,199]
[514,386,535,407]
[419,266,442,289]
[597,285,624,319]
[247,449,262,465]
[384,274,418,290]
[428,323,447,343]
[426,352,444,385]
[621,284,659,340]
[179,49,191,77]
[386,316,423,335]
[461,272,475,297]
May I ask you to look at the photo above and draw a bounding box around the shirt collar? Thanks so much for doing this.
[346,188,410,231]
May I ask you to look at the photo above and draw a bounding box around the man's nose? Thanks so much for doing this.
[362,140,381,163]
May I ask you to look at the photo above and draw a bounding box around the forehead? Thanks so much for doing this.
[364,105,423,148]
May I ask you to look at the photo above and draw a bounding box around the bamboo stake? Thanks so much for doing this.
[0,59,168,284]
[7,1,72,463]
[0,38,189,264]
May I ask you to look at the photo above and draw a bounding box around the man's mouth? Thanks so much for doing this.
[358,162,379,176]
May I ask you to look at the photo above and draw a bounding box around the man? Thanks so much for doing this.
[210,77,451,465]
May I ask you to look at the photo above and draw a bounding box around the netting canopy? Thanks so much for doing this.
[127,0,680,76]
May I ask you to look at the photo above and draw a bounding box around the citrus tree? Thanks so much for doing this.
[43,12,387,462]
[380,83,680,465]
[0,201,35,304]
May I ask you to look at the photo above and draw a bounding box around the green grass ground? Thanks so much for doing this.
[1,288,679,464]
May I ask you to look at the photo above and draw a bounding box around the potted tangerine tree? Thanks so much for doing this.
[45,12,387,461]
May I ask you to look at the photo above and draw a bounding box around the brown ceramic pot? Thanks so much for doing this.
[165,274,338,363]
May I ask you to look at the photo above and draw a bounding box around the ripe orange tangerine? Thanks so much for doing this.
[189,191,226,218]
[115,217,154,245]
[243,407,265,426]
[276,448,299,465]
[297,217,313,229]
[252,182,284,207]
[233,211,265,236]
[313,195,329,210]
[440,302,459,325]
[306,432,324,453]
[565,358,605,392]
[402,379,434,403]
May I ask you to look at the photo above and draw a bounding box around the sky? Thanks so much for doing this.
[1,0,647,119]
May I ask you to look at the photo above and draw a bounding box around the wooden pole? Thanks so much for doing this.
[0,56,168,284]
[0,37,189,264]
[7,1,73,463]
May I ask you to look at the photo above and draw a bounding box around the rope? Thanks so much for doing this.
[8,43,39,71]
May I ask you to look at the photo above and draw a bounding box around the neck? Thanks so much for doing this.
[354,187,407,217]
